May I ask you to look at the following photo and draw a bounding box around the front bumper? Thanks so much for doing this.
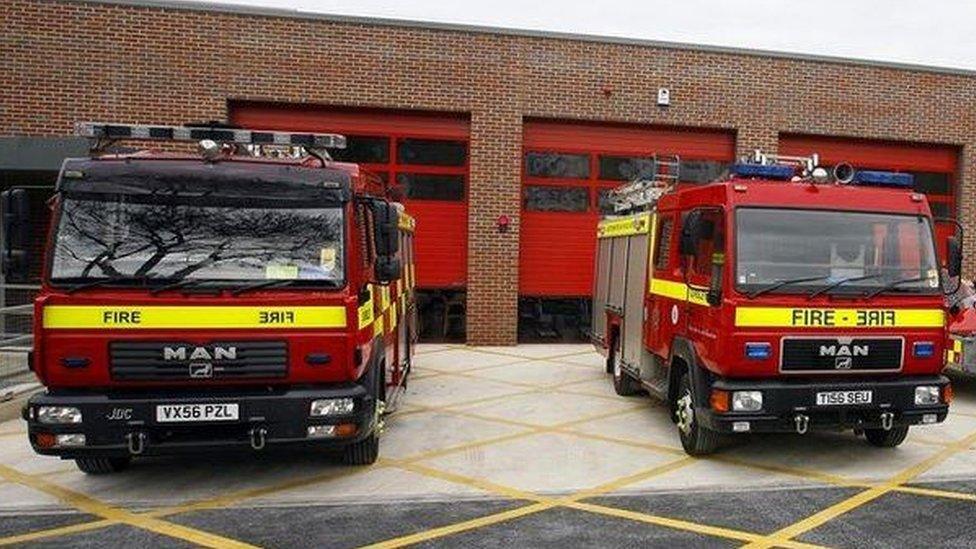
[697,375,950,434]
[23,384,375,458]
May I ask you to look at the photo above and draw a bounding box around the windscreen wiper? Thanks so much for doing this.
[149,278,214,295]
[807,274,882,299]
[230,279,297,296]
[747,275,833,299]
[864,276,933,299]
[65,276,130,294]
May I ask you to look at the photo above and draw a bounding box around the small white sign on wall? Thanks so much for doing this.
[657,88,671,106]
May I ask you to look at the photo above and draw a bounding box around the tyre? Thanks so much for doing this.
[75,456,131,475]
[342,433,379,465]
[343,360,382,466]
[674,372,721,456]
[864,426,909,448]
[611,339,641,396]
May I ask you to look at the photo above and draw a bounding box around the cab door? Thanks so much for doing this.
[682,207,727,370]
[645,212,678,358]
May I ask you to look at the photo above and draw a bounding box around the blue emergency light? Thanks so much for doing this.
[850,170,915,188]
[745,342,772,360]
[730,163,795,180]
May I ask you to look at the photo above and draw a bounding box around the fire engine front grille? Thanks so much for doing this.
[780,337,903,373]
[109,341,288,381]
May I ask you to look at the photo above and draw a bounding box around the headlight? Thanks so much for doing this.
[915,386,940,406]
[732,391,763,412]
[310,398,354,417]
[55,434,86,447]
[36,406,82,424]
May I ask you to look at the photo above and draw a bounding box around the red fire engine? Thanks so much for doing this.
[592,152,959,455]
[6,123,417,473]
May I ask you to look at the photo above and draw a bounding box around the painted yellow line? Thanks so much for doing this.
[742,429,976,548]
[0,464,258,548]
[567,502,827,549]
[360,501,556,549]
[385,459,546,502]
[0,431,25,439]
[0,518,116,546]
[895,485,976,502]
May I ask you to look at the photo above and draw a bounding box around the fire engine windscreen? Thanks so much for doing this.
[50,196,344,285]
[735,208,940,295]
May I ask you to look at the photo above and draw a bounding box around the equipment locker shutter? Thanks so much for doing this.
[622,231,650,368]
[520,120,735,297]
[230,102,470,289]
[779,134,960,256]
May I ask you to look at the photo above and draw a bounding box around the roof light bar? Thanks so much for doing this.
[851,170,914,188]
[730,163,796,180]
[75,122,347,149]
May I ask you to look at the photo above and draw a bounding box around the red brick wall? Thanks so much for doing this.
[4,0,976,344]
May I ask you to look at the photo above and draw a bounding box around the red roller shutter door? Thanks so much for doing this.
[520,120,735,297]
[779,134,960,256]
[230,103,470,289]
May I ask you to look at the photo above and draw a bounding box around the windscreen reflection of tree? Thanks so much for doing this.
[56,199,341,280]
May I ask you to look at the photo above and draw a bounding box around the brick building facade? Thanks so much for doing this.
[4,0,976,345]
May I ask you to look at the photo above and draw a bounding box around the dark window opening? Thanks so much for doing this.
[417,289,466,342]
[524,186,589,212]
[680,161,729,183]
[911,172,952,197]
[397,173,465,201]
[518,297,590,343]
[598,156,657,181]
[397,139,467,166]
[597,188,616,215]
[331,136,390,164]
[525,152,590,179]
[930,201,952,218]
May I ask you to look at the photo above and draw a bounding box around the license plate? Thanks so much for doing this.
[815,390,873,406]
[156,403,239,423]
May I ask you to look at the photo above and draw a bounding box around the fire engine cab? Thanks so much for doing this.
[592,151,959,455]
[5,122,417,473]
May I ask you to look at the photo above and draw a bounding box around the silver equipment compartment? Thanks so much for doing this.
[592,237,613,351]
[622,230,649,368]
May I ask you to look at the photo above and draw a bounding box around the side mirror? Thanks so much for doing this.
[679,211,701,256]
[370,201,402,283]
[375,255,402,283]
[371,201,400,258]
[947,236,963,278]
[1,189,30,282]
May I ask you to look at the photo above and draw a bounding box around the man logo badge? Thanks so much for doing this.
[162,345,235,379]
[834,356,853,370]
[189,362,214,378]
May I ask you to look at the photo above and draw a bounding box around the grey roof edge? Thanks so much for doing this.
[58,0,976,78]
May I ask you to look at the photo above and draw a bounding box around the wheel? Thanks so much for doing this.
[342,433,379,465]
[75,456,131,475]
[343,360,382,466]
[611,339,641,396]
[674,372,721,456]
[864,426,909,448]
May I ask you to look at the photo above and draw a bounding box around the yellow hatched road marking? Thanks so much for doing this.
[0,518,116,546]
[742,428,976,548]
[43,305,347,329]
[7,349,976,547]
[0,464,257,548]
